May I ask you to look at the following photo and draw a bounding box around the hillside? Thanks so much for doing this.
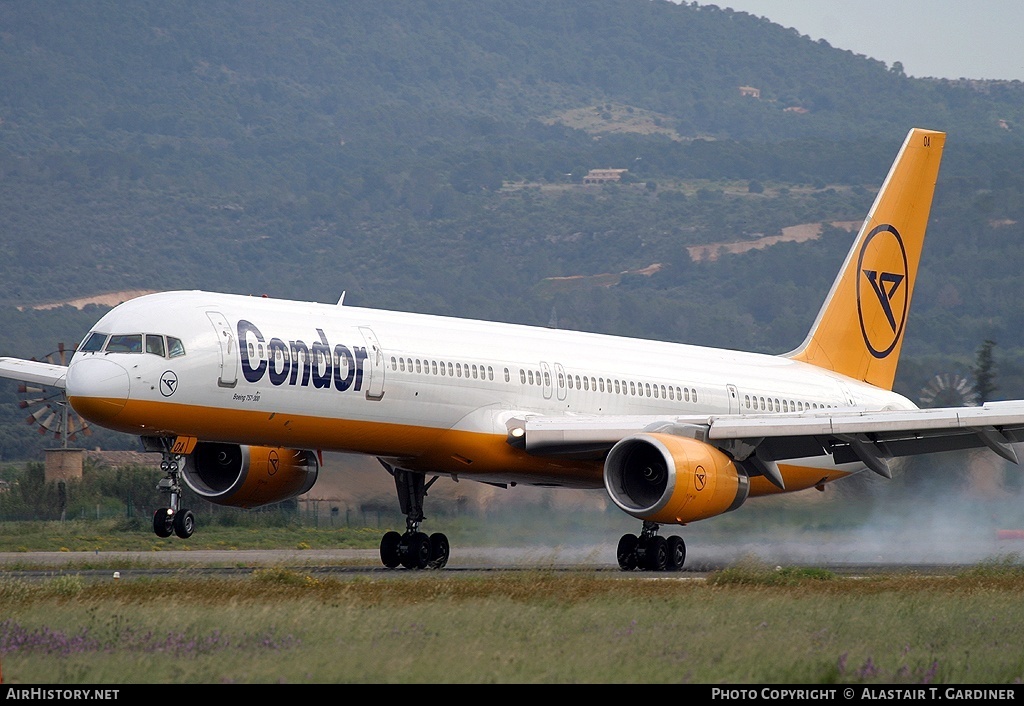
[1,0,1024,460]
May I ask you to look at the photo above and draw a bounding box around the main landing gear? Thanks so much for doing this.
[378,463,450,570]
[616,521,685,572]
[151,440,195,540]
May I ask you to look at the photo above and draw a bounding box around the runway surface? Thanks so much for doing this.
[3,532,1021,580]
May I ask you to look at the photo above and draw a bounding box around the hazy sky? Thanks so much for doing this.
[714,0,1024,81]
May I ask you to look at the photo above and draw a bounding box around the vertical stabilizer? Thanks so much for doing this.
[788,128,945,390]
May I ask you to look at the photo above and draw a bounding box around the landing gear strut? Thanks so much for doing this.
[150,438,195,540]
[378,462,450,569]
[617,521,685,571]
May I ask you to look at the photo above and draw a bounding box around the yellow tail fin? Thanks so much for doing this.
[788,128,945,390]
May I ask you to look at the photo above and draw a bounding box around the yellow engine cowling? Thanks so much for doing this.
[603,433,749,524]
[182,442,319,509]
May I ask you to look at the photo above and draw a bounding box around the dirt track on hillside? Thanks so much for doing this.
[687,220,859,262]
[27,290,156,310]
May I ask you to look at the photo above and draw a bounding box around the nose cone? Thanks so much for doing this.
[66,357,130,426]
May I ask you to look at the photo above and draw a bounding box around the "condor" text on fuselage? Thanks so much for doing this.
[236,320,369,392]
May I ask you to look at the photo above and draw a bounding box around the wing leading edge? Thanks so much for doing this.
[0,357,68,389]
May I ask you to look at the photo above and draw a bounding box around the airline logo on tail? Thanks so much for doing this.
[787,129,944,388]
[857,224,909,359]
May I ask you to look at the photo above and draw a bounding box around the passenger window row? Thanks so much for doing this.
[389,356,495,381]
[388,353,699,404]
[559,371,697,402]
[743,394,834,412]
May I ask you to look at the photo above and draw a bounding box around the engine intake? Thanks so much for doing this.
[182,442,319,509]
[604,433,749,524]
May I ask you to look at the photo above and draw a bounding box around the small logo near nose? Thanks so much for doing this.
[160,371,178,397]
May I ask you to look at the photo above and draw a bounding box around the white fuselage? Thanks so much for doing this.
[64,290,916,490]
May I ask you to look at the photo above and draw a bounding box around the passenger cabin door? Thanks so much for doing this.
[358,326,385,401]
[727,384,740,414]
[540,361,554,400]
[838,382,857,407]
[554,363,567,401]
[206,312,238,388]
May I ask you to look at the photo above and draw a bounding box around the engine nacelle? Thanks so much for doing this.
[182,442,319,509]
[604,433,749,524]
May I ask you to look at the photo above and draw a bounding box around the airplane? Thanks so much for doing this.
[3,127,1024,572]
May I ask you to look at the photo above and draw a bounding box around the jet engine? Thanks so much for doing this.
[181,442,319,509]
[604,433,749,524]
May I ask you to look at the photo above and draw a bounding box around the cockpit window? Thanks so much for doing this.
[91,332,185,357]
[168,337,185,358]
[106,334,143,353]
[146,334,165,357]
[79,332,108,353]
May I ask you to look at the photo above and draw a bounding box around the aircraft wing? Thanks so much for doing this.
[0,357,68,389]
[513,401,1024,475]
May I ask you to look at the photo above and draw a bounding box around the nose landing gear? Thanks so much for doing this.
[150,439,195,539]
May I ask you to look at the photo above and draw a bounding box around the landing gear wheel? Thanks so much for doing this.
[401,531,431,569]
[666,535,686,571]
[381,464,451,570]
[617,533,639,571]
[428,532,450,569]
[380,530,402,568]
[643,535,668,571]
[152,440,188,539]
[173,509,195,539]
[153,508,174,538]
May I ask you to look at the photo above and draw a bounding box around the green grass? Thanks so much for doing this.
[708,557,840,586]
[3,564,1024,683]
[0,517,388,553]
[2,510,1024,683]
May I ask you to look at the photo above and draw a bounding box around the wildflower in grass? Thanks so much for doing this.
[0,619,98,656]
[857,656,879,678]
[0,619,299,657]
[614,619,637,637]
[921,660,938,684]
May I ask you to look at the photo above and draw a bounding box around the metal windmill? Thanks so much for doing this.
[919,372,978,409]
[18,343,91,447]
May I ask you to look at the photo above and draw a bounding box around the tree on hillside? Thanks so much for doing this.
[973,339,998,404]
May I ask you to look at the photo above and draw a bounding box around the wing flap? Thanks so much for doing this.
[713,403,1024,466]
[707,402,1024,439]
